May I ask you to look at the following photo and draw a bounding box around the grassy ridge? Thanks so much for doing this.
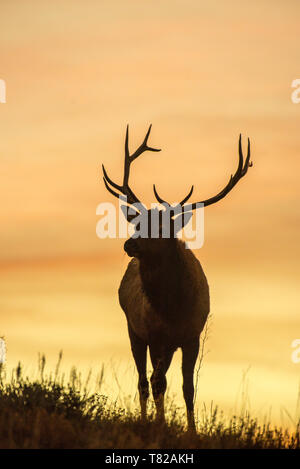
[0,358,299,449]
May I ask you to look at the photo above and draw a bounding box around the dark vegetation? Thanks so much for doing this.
[0,355,299,449]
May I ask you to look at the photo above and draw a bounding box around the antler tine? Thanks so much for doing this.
[130,124,161,162]
[102,164,122,192]
[241,137,252,176]
[153,184,194,207]
[123,124,130,186]
[179,185,194,205]
[153,184,168,205]
[102,163,138,205]
[103,176,127,202]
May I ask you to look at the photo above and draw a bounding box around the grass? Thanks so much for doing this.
[0,354,299,449]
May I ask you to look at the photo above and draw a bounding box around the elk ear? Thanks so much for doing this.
[173,211,193,233]
[120,205,140,223]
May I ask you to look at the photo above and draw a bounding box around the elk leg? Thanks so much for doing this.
[182,337,199,431]
[127,323,149,421]
[149,343,174,424]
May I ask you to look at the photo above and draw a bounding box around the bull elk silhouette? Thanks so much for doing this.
[102,125,252,430]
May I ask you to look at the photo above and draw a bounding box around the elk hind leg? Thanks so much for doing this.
[182,337,199,432]
[127,323,149,421]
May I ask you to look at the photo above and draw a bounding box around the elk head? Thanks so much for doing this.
[102,125,252,259]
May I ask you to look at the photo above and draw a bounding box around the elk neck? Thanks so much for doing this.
[138,238,196,321]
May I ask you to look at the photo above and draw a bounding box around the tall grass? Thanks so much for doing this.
[0,354,299,449]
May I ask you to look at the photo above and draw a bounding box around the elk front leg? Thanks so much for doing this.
[149,343,174,424]
[182,337,200,432]
[127,323,149,421]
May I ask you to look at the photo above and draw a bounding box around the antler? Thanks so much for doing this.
[153,134,252,210]
[102,124,161,205]
[153,184,194,207]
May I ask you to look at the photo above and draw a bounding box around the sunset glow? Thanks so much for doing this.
[1,0,300,428]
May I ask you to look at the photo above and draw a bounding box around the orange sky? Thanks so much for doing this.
[1,0,300,425]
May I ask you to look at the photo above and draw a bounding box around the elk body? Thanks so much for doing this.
[102,125,252,430]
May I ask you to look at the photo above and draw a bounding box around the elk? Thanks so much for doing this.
[102,125,252,430]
